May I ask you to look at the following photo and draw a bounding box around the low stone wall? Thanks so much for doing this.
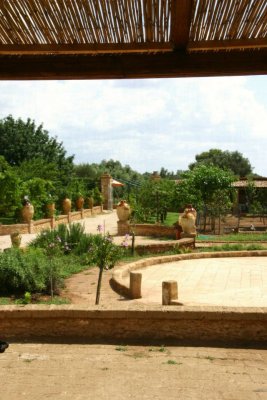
[33,219,52,233]
[0,223,29,235]
[0,305,266,345]
[71,211,83,222]
[135,238,195,255]
[83,209,92,218]
[0,206,103,235]
[130,224,176,238]
[92,206,103,215]
[55,215,69,226]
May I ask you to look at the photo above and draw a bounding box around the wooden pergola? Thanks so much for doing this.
[0,0,266,80]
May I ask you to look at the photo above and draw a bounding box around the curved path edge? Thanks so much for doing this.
[111,250,267,299]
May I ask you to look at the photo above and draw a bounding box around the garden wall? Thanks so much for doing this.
[0,305,266,345]
[0,206,103,236]
[130,223,176,238]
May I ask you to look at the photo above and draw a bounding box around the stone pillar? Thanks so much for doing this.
[117,220,130,235]
[51,217,55,229]
[130,272,142,299]
[28,221,34,234]
[162,281,178,305]
[101,173,113,210]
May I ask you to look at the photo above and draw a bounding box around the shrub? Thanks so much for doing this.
[30,223,88,254]
[0,248,50,294]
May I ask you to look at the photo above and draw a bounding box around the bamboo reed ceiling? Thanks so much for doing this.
[0,0,266,79]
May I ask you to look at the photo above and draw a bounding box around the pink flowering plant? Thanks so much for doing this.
[92,229,129,305]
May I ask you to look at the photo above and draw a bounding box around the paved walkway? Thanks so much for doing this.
[63,256,267,307]
[0,211,167,250]
[131,257,267,307]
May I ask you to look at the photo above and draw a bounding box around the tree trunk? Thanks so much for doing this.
[95,266,104,305]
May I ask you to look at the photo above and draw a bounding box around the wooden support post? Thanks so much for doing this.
[130,272,142,299]
[162,281,178,305]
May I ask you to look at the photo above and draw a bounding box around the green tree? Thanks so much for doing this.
[175,165,234,231]
[21,178,56,219]
[90,232,124,305]
[74,159,144,202]
[0,115,74,185]
[189,149,253,177]
[133,179,176,223]
[0,156,22,218]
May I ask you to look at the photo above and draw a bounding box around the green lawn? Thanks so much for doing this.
[164,212,179,226]
[197,233,267,242]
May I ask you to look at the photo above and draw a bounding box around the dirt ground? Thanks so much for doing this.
[1,343,266,400]
[61,265,123,305]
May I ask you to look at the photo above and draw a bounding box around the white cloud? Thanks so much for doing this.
[0,75,266,175]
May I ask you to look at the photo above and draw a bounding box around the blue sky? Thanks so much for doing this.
[0,75,266,175]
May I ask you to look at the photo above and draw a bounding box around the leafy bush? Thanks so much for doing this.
[0,246,94,296]
[0,248,50,294]
[89,233,124,270]
[30,223,88,254]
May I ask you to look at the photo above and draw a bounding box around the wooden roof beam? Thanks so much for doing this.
[189,38,267,52]
[0,50,266,80]
[0,42,173,55]
[170,0,193,49]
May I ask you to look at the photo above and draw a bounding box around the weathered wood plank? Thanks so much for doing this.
[189,38,267,51]
[170,0,193,48]
[0,49,266,80]
[0,42,173,54]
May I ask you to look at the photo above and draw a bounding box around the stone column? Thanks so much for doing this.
[28,221,34,234]
[162,281,178,305]
[101,173,113,210]
[117,220,130,235]
[51,217,55,229]
[130,272,142,299]
[67,211,72,223]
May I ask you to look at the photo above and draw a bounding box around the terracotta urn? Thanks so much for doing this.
[46,203,56,218]
[10,232,22,248]
[85,196,94,209]
[178,205,197,236]
[75,196,84,210]
[21,204,34,223]
[116,200,131,222]
[62,198,72,214]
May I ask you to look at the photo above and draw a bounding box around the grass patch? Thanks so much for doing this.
[0,297,10,305]
[163,212,179,227]
[0,217,17,225]
[0,295,70,305]
[165,360,182,365]
[115,345,127,352]
[134,212,178,227]
[197,233,267,242]
[199,243,266,252]
[159,345,167,352]
[37,296,70,305]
